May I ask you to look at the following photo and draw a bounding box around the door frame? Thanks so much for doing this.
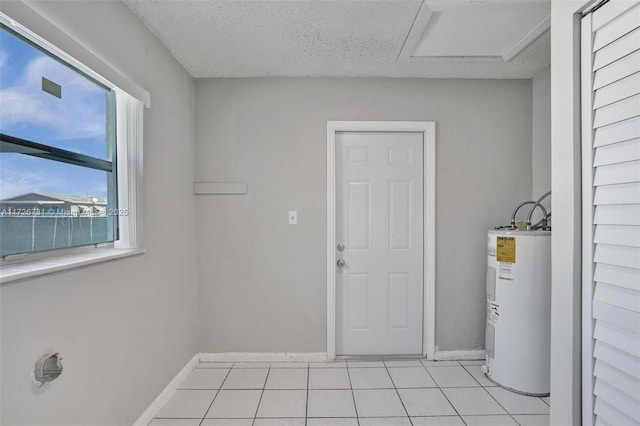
[580,10,595,426]
[326,121,436,360]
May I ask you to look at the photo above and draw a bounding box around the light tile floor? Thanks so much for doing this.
[149,360,550,426]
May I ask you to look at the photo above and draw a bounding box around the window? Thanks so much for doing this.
[0,13,143,270]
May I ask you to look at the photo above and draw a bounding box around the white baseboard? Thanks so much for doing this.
[133,353,199,426]
[199,352,328,362]
[435,349,485,361]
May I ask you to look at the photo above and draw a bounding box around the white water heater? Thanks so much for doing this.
[485,229,551,396]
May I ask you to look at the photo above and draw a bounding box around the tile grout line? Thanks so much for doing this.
[460,363,487,388]
[198,363,233,426]
[345,363,361,426]
[179,384,528,391]
[421,361,468,426]
[461,360,549,425]
[305,364,310,426]
[477,385,522,425]
[383,362,414,426]
[251,365,271,425]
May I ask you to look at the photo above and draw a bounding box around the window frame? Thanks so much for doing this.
[0,22,119,254]
[0,11,145,281]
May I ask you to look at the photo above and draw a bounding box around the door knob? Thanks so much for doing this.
[337,243,345,252]
[337,259,346,268]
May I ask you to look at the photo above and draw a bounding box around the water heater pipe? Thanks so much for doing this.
[526,191,552,231]
[511,201,547,229]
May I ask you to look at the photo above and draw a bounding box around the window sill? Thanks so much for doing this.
[0,247,146,284]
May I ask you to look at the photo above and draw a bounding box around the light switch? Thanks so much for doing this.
[289,210,297,225]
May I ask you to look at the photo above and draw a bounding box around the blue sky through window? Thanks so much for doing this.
[0,26,110,199]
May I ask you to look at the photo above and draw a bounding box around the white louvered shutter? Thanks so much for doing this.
[582,2,640,426]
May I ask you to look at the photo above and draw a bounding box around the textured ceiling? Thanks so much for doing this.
[124,0,551,79]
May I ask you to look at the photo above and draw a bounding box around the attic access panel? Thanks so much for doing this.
[400,0,550,62]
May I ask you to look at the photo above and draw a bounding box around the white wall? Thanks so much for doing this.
[0,2,197,425]
[194,77,533,354]
[550,1,589,425]
[532,66,551,203]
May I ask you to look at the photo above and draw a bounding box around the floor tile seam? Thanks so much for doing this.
[485,389,552,416]
[421,363,462,368]
[198,385,489,391]
[383,363,413,426]
[435,383,483,389]
[344,361,361,426]
[307,386,352,390]
[204,416,256,419]
[425,372,465,424]
[181,385,270,390]
[251,415,312,419]
[536,395,551,408]
[422,365,450,389]
[305,365,310,426]
[309,366,347,368]
[230,367,270,370]
[196,367,234,369]
[424,365,465,368]
[459,363,487,388]
[512,413,548,425]
[313,386,392,390]
[153,416,208,420]
[355,385,437,390]
[408,415,464,420]
[461,413,546,418]
[345,362,385,367]
[426,364,480,388]
[347,366,390,369]
[220,387,275,390]
[357,415,421,418]
[416,363,494,408]
[383,363,424,368]
[196,363,235,366]
[199,367,233,426]
[511,414,551,421]
[349,365,436,369]
[252,366,271,426]
[266,368,308,370]
[307,416,357,419]
[349,369,401,388]
[418,363,430,374]
[157,414,506,420]
[478,386,521,423]
[482,387,552,415]
[264,387,308,390]
[415,363,440,388]
[377,362,436,388]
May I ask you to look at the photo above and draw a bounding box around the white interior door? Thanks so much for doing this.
[335,131,424,356]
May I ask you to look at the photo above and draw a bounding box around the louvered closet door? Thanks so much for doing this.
[582,2,640,425]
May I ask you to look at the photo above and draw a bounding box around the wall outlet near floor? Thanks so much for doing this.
[289,210,297,225]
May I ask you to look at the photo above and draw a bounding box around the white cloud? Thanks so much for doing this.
[0,160,59,199]
[0,54,107,142]
[0,155,107,199]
